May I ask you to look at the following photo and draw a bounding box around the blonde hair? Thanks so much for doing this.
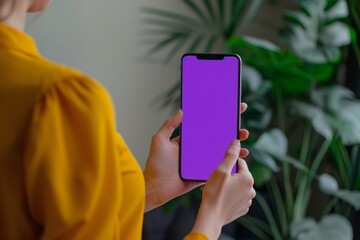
[0,0,17,21]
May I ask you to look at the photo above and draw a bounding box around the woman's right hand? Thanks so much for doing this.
[190,139,256,240]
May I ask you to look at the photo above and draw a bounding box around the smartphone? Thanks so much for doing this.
[180,53,242,181]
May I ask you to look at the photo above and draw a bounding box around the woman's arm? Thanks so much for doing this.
[143,103,255,239]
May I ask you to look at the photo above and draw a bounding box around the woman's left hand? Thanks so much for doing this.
[143,103,249,212]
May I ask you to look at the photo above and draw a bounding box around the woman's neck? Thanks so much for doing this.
[1,2,28,31]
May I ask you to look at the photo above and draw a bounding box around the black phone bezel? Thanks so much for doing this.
[179,53,242,182]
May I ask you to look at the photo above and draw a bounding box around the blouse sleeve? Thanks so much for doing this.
[23,75,123,239]
[184,232,209,240]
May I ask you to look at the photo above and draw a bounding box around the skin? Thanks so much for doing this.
[1,0,50,30]
[144,103,251,212]
[1,1,256,239]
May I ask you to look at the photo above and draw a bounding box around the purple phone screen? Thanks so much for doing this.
[180,54,241,181]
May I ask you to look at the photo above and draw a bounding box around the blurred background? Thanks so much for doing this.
[26,0,360,239]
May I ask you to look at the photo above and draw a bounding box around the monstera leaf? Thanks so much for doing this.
[291,85,360,145]
[284,0,351,63]
[291,214,353,240]
[227,37,334,95]
[318,173,360,210]
[252,129,308,172]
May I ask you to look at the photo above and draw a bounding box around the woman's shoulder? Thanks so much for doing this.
[32,58,111,105]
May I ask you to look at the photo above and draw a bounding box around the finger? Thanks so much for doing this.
[239,148,249,158]
[237,158,249,173]
[156,110,183,140]
[249,188,256,199]
[239,129,249,141]
[171,136,180,144]
[240,102,248,114]
[218,139,240,172]
[185,181,204,191]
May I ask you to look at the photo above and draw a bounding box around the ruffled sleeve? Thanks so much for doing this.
[184,232,209,240]
[23,74,123,239]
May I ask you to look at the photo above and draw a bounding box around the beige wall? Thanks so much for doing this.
[26,0,179,168]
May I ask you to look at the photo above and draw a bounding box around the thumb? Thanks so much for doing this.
[156,110,183,139]
[237,158,249,173]
[218,139,240,173]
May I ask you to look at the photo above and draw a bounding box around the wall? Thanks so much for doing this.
[26,0,180,168]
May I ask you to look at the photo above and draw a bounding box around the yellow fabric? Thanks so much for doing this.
[184,232,209,240]
[0,22,206,240]
[0,22,145,239]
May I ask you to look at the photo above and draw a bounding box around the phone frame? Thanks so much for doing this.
[179,53,242,181]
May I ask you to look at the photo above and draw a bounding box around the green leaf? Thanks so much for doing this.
[141,1,265,63]
[324,0,349,20]
[319,22,351,47]
[203,0,216,24]
[240,0,265,32]
[312,86,360,145]
[146,33,187,56]
[217,0,225,30]
[243,36,280,51]
[283,0,351,63]
[142,7,200,27]
[227,37,331,95]
[242,65,263,91]
[294,84,360,144]
[290,101,334,140]
[252,129,310,172]
[249,161,273,187]
[225,0,247,37]
[254,129,288,156]
[290,214,353,240]
[317,173,360,210]
[302,63,334,82]
[251,148,280,172]
[318,173,339,194]
[334,190,360,210]
[183,0,207,23]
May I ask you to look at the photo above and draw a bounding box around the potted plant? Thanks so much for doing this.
[141,0,360,239]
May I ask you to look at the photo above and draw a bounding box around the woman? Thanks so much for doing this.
[0,0,256,239]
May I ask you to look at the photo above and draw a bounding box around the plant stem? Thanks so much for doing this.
[320,197,338,218]
[295,123,312,189]
[308,138,333,183]
[268,178,288,236]
[352,145,360,189]
[238,217,272,240]
[239,215,272,236]
[293,175,307,221]
[274,79,293,220]
[294,139,332,221]
[256,193,284,240]
[352,41,360,70]
[275,80,285,133]
[330,136,351,188]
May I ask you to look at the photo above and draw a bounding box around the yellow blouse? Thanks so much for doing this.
[0,23,207,240]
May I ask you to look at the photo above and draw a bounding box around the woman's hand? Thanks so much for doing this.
[190,140,256,240]
[143,103,249,212]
